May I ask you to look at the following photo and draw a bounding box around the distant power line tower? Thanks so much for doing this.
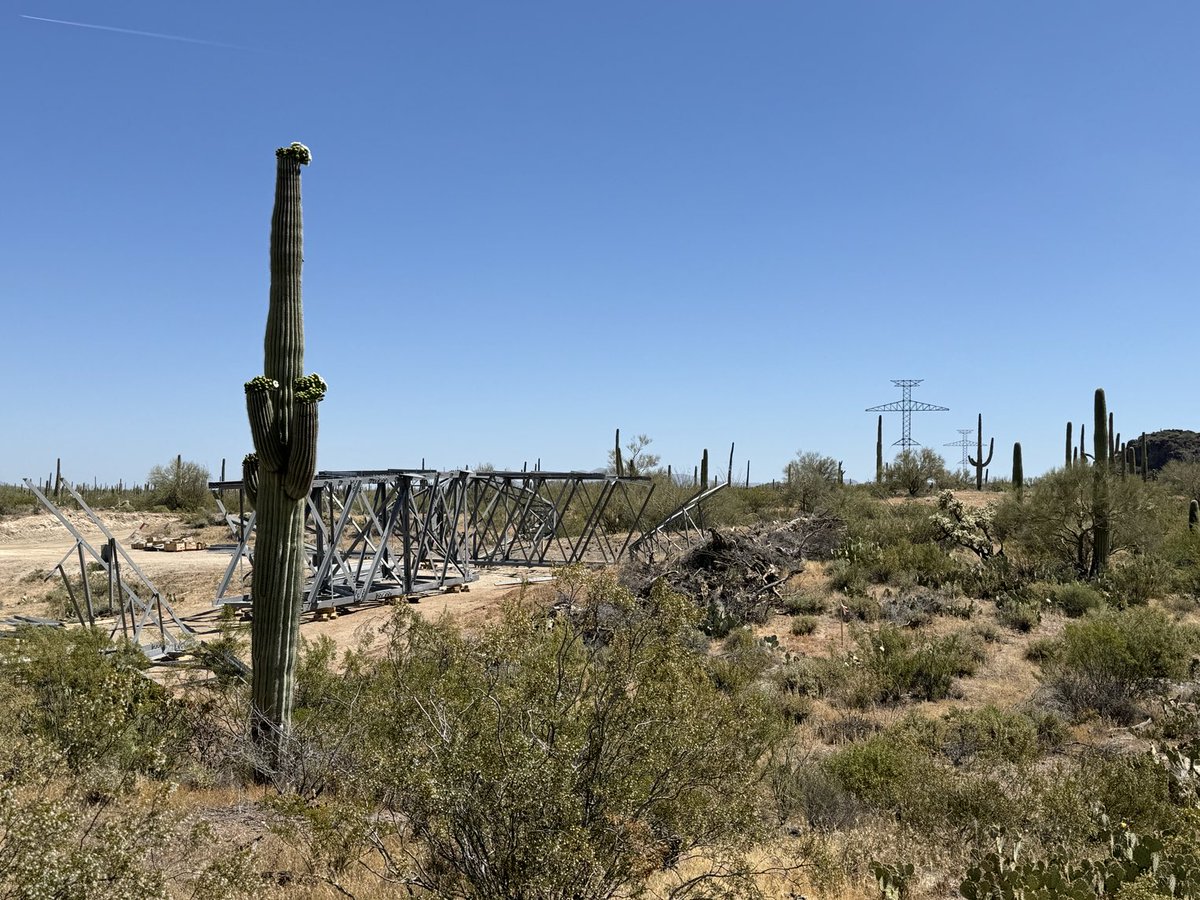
[866,379,949,449]
[945,429,974,474]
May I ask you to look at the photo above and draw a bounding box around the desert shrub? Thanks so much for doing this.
[1036,580,1105,617]
[0,483,42,516]
[933,706,1041,767]
[995,468,1173,580]
[146,456,213,511]
[1080,751,1178,834]
[971,621,1001,643]
[826,557,869,596]
[774,655,846,700]
[287,569,784,898]
[822,732,936,811]
[1024,636,1059,663]
[782,451,842,513]
[1100,554,1174,606]
[882,449,953,497]
[708,625,775,691]
[848,626,981,705]
[996,593,1042,632]
[790,614,818,636]
[769,751,865,829]
[0,627,187,780]
[816,713,879,745]
[43,564,117,620]
[1042,607,1198,721]
[880,589,951,628]
[841,593,881,622]
[772,688,814,724]
[781,589,828,615]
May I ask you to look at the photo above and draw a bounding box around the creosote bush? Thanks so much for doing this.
[1041,606,1199,722]
[278,567,785,898]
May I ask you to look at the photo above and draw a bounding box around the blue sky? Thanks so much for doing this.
[3,2,1197,486]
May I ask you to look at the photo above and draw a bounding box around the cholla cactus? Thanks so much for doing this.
[244,142,326,752]
[931,490,997,560]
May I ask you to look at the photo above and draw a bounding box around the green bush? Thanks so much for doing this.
[774,655,847,700]
[287,569,784,897]
[933,706,1041,766]
[790,614,818,636]
[822,732,936,811]
[781,589,828,615]
[848,626,982,705]
[0,627,187,780]
[996,594,1043,632]
[1100,554,1174,607]
[1037,580,1105,618]
[1043,607,1198,722]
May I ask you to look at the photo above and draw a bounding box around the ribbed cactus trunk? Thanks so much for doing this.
[1065,422,1073,468]
[875,415,883,483]
[968,413,993,491]
[1012,442,1023,500]
[1189,499,1198,532]
[245,143,326,756]
[614,428,623,477]
[1090,388,1110,577]
[700,449,709,490]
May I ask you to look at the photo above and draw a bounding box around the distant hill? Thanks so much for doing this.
[1136,429,1200,472]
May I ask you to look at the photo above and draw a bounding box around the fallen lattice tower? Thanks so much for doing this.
[22,478,193,659]
[210,468,722,613]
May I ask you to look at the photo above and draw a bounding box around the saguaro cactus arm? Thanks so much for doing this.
[243,454,260,507]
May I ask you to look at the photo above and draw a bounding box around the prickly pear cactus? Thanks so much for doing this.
[245,142,326,751]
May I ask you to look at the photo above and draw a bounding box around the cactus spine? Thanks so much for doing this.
[1012,442,1023,499]
[1090,388,1110,577]
[967,413,994,491]
[876,415,883,483]
[245,143,326,750]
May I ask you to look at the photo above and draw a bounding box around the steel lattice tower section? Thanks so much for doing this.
[866,379,949,449]
[945,429,974,474]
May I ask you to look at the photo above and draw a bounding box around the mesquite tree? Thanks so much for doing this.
[244,142,326,748]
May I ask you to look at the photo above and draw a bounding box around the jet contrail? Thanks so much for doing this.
[20,14,254,51]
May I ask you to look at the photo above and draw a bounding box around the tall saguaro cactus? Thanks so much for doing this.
[967,413,994,491]
[245,143,327,750]
[1090,388,1110,577]
[875,415,884,483]
[1065,422,1073,468]
[1012,442,1023,499]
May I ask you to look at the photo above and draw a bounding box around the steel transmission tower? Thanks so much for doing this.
[866,379,949,449]
[945,429,974,474]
